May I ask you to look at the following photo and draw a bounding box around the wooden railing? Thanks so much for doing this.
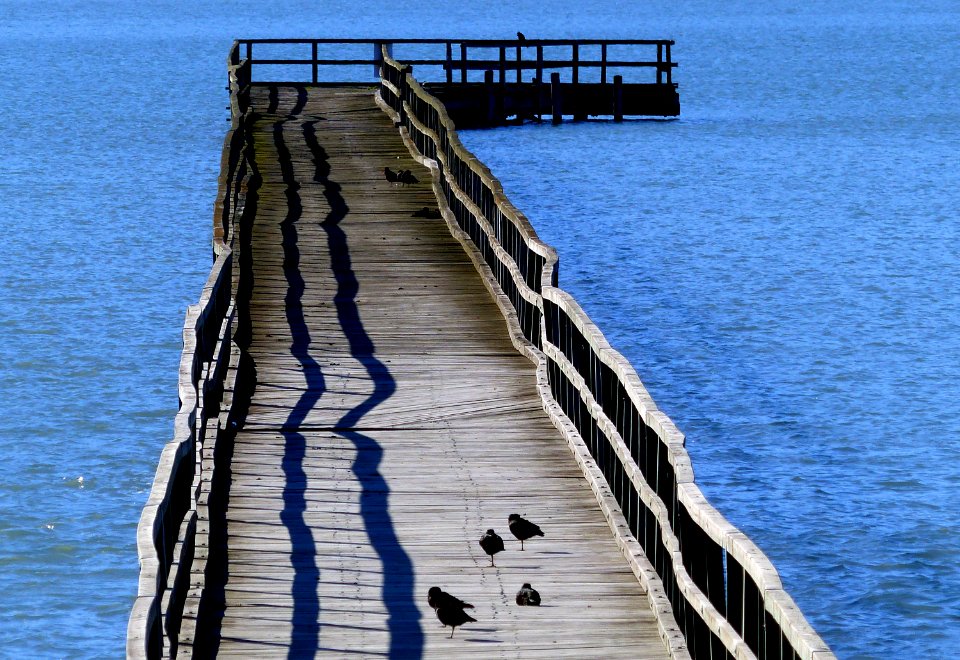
[378,47,833,660]
[235,37,675,85]
[127,42,251,659]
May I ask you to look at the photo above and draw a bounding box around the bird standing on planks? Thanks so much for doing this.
[436,604,477,638]
[412,206,442,219]
[399,169,419,185]
[516,583,541,606]
[428,586,474,613]
[508,513,543,550]
[383,166,400,184]
[479,528,505,566]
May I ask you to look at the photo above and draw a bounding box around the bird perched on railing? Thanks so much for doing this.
[383,166,400,184]
[516,583,541,606]
[399,169,419,185]
[428,587,474,613]
[479,528,504,565]
[517,32,526,42]
[508,513,543,550]
[436,604,476,638]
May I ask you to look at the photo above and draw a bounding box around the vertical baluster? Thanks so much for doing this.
[446,41,453,84]
[311,41,318,84]
[657,43,663,84]
[516,43,522,84]
[499,46,506,85]
[572,43,579,84]
[666,42,672,85]
[601,43,607,84]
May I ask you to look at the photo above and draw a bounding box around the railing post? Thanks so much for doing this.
[536,45,544,83]
[657,43,663,84]
[666,42,672,85]
[551,71,562,124]
[601,43,607,84]
[572,43,579,84]
[613,74,623,122]
[460,43,467,83]
[446,41,453,84]
[499,46,506,85]
[515,44,522,83]
[312,41,318,84]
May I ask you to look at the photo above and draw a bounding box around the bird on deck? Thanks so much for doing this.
[399,169,419,185]
[383,167,400,184]
[479,528,505,565]
[412,206,442,219]
[436,604,477,638]
[427,587,474,613]
[508,513,543,550]
[517,32,526,42]
[516,582,541,606]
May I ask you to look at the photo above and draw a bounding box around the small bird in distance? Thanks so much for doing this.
[427,586,474,613]
[517,32,526,42]
[516,582,541,606]
[436,604,476,638]
[479,528,505,566]
[508,513,543,550]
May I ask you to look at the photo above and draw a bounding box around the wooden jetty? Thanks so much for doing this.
[128,40,833,660]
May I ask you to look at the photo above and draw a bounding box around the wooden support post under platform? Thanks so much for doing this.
[551,72,562,124]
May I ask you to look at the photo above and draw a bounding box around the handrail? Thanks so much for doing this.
[127,42,251,659]
[378,46,832,660]
[234,37,676,85]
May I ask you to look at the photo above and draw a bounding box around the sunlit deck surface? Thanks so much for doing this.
[211,85,669,658]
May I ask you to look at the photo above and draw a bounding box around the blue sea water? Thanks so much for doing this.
[0,1,957,657]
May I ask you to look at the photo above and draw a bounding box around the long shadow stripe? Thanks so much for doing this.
[304,120,423,658]
[274,119,323,658]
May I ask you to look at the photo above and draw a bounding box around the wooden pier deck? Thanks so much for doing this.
[209,85,670,657]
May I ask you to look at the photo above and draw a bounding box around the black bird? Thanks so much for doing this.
[384,166,400,183]
[436,604,476,638]
[508,513,543,550]
[412,206,442,219]
[399,169,419,185]
[516,583,541,606]
[427,586,474,613]
[479,528,505,566]
[517,32,526,42]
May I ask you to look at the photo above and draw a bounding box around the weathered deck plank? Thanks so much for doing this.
[213,85,670,658]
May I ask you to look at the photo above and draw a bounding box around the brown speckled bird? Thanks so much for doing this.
[508,513,543,550]
[479,528,505,566]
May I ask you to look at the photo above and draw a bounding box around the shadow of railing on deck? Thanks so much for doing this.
[304,118,423,658]
[274,105,324,658]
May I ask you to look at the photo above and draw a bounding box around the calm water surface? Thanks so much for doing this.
[0,1,956,657]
